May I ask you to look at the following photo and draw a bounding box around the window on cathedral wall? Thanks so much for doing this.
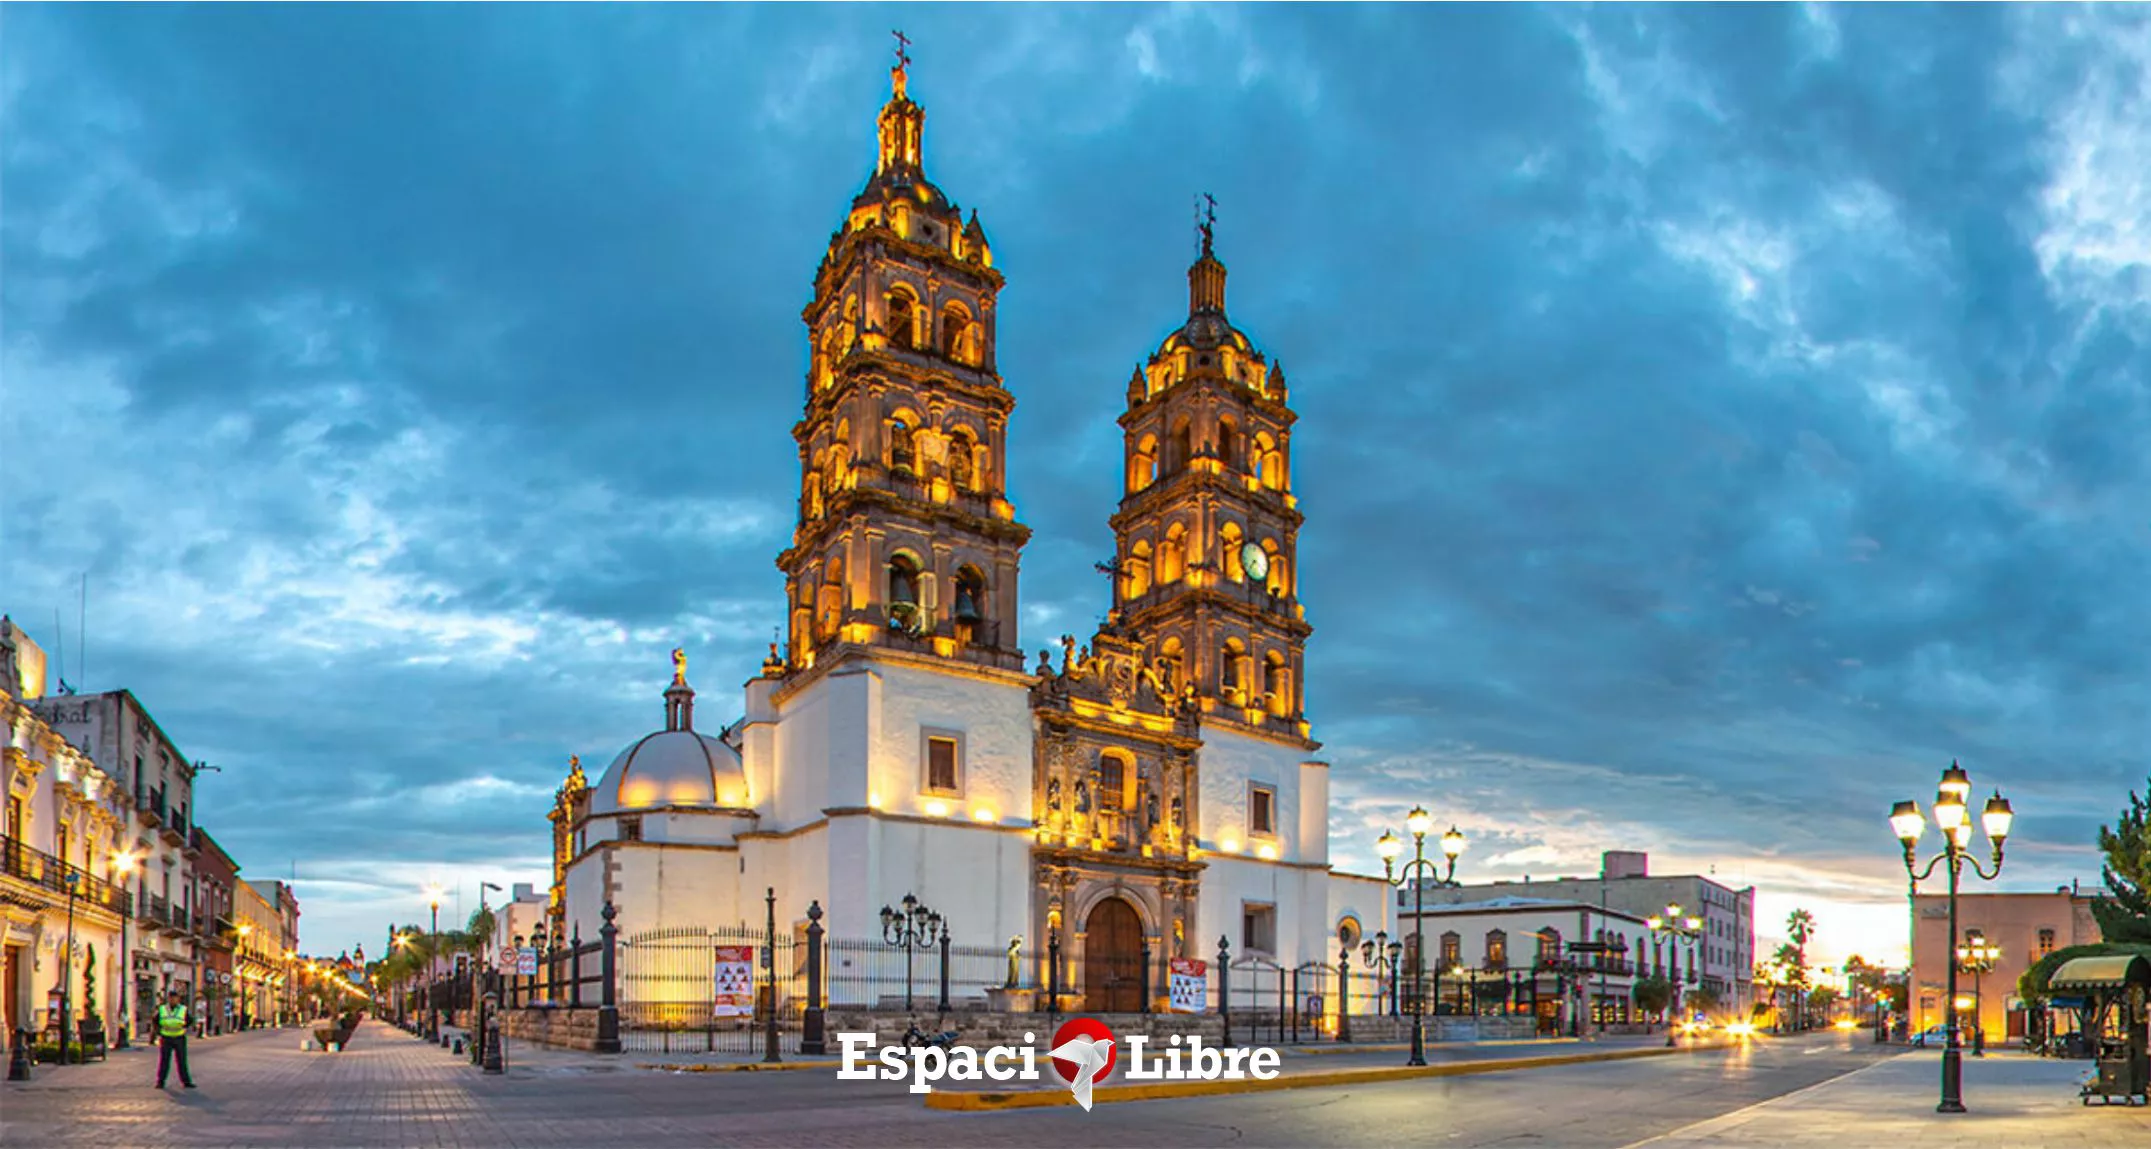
[1263,653,1290,717]
[940,304,972,364]
[1169,420,1193,474]
[887,289,919,350]
[1220,522,1245,582]
[1129,436,1158,493]
[1158,524,1187,585]
[1242,902,1277,955]
[1098,753,1127,810]
[949,432,975,490]
[888,416,918,474]
[1249,783,1276,837]
[617,816,642,843]
[952,566,986,644]
[1221,638,1247,703]
[921,731,963,797]
[1157,638,1183,694]
[1218,418,1241,472]
[1124,544,1153,600]
[1265,548,1289,597]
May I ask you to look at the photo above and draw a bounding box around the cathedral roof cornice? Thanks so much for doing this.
[1109,470,1305,531]
[1114,586,1314,639]
[1120,373,1298,426]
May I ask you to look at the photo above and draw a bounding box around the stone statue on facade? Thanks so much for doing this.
[1005,936,1022,988]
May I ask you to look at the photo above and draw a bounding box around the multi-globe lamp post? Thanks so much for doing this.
[1889,760,2013,1115]
[1955,931,2001,1058]
[1374,808,1466,1067]
[1646,903,1702,1046]
[425,884,445,1041]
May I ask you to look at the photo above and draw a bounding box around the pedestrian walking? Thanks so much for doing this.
[155,989,196,1089]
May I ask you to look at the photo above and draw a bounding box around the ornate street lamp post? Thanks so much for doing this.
[1647,903,1702,1047]
[425,885,444,1041]
[1890,760,2012,1114]
[1954,931,2000,1059]
[110,849,139,1048]
[879,893,941,1013]
[1376,810,1466,1067]
[1359,931,1403,1018]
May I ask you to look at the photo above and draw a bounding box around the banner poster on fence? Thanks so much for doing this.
[496,946,516,974]
[1168,958,1207,1013]
[517,947,538,977]
[713,945,756,1016]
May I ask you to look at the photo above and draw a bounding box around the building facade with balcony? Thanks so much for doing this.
[234,878,284,1026]
[2,618,135,1047]
[28,681,204,1032]
[1396,896,1653,1032]
[1411,851,1757,1014]
[192,828,240,1034]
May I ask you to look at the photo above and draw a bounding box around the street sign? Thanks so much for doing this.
[516,947,537,977]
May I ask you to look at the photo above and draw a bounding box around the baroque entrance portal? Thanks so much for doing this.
[1084,897,1144,1012]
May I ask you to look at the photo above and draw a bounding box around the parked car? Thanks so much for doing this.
[1910,1024,1952,1047]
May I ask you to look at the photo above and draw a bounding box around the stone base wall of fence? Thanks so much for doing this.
[1339,1015,1548,1043]
[825,1010,1226,1047]
[499,1007,610,1051]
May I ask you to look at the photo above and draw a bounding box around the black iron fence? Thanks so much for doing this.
[825,936,1008,1011]
[499,930,606,1010]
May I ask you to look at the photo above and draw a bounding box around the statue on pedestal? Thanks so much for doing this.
[1005,936,1023,989]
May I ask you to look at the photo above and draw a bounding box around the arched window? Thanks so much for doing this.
[1221,638,1247,701]
[1218,417,1240,472]
[1157,636,1183,694]
[1129,435,1159,494]
[1254,432,1285,490]
[887,553,921,629]
[952,565,986,636]
[1220,521,1245,582]
[816,557,845,639]
[1125,542,1153,600]
[1098,752,1131,810]
[1263,652,1289,717]
[1159,523,1187,585]
[888,415,917,474]
[940,304,972,364]
[949,430,976,490]
[887,288,919,350]
[1264,547,1289,597]
[1170,419,1193,474]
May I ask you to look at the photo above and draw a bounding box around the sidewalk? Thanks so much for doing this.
[1624,1051,2151,1147]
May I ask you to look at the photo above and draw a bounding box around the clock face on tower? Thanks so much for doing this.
[1241,542,1269,582]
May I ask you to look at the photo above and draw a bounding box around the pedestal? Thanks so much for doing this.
[985,987,1035,1014]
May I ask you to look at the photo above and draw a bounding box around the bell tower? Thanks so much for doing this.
[776,44,1030,676]
[1108,209,1312,742]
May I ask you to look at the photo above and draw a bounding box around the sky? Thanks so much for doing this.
[4,4,2146,968]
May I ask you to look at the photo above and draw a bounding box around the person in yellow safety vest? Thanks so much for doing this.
[155,989,196,1089]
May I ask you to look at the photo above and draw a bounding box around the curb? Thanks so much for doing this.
[635,1059,844,1074]
[923,1039,1736,1111]
[1292,1037,1584,1056]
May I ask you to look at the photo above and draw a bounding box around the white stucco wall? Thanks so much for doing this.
[1193,723,1318,865]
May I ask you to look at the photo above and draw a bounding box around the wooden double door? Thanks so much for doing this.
[1083,897,1145,1013]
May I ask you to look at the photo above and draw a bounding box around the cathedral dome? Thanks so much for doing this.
[587,652,749,814]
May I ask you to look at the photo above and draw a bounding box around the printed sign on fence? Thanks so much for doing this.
[517,947,537,977]
[497,946,516,974]
[713,945,756,1017]
[1168,958,1208,1013]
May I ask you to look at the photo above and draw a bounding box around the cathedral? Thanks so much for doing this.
[541,53,1390,1010]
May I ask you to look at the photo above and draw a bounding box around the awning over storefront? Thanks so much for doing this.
[2049,954,2151,992]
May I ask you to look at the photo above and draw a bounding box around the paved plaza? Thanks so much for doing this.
[4,1021,2146,1147]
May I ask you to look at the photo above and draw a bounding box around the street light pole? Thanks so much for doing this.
[1648,903,1703,1046]
[60,871,80,1066]
[111,849,138,1048]
[426,885,443,1041]
[1376,810,1466,1067]
[1890,760,2012,1115]
[1954,932,1998,1059]
[879,894,939,1014]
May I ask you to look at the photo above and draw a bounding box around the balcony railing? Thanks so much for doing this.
[0,836,129,915]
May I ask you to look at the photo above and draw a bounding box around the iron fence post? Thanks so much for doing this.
[570,926,583,1008]
[1139,935,1151,1014]
[763,888,781,1064]
[1217,936,1232,1046]
[1047,931,1060,1019]
[595,903,621,1054]
[801,901,826,1055]
[1339,942,1352,1043]
[937,921,952,1015]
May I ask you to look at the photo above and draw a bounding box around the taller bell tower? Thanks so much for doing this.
[777,49,1030,676]
[1108,215,1313,742]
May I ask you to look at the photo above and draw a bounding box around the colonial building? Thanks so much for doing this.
[1395,897,1654,1032]
[191,828,240,1034]
[28,683,206,1039]
[2,618,132,1046]
[1912,884,2101,1042]
[542,56,1389,1011]
[1414,850,1757,1014]
[233,878,285,1025]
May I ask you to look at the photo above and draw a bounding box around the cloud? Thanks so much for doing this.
[4,6,2145,965]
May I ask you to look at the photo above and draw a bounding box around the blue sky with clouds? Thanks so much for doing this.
[4,4,2146,964]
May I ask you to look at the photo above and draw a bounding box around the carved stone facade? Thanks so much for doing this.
[1108,223,1314,746]
[776,56,1030,681]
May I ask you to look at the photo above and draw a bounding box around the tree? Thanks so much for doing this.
[82,943,97,1028]
[2092,778,2151,944]
[1632,976,1673,1030]
[1684,984,1724,1021]
[1808,985,1841,1020]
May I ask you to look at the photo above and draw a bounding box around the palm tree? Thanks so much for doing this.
[1785,910,1817,1029]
